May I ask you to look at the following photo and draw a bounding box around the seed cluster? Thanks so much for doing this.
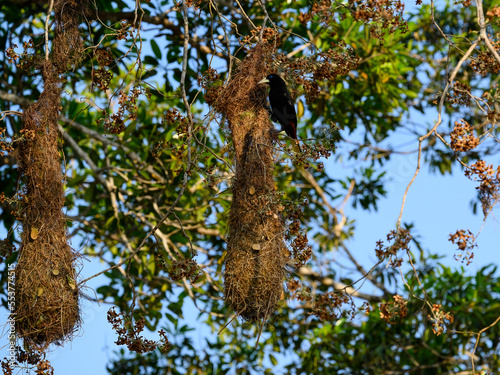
[299,0,408,41]
[447,82,472,107]
[379,295,408,325]
[165,258,201,283]
[429,304,454,336]
[450,119,479,152]
[449,229,476,265]
[465,160,500,216]
[470,42,500,76]
[98,86,148,134]
[107,308,170,354]
[375,228,412,268]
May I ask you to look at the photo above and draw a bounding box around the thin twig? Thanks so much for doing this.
[397,141,422,228]
[340,243,391,295]
[471,314,500,373]
[180,0,193,127]
[257,0,268,41]
[180,0,195,257]
[218,313,238,335]
[210,0,234,81]
[234,0,256,29]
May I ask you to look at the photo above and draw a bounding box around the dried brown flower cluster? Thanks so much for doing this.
[362,301,373,314]
[471,42,500,76]
[0,347,49,375]
[115,20,134,41]
[313,291,353,320]
[283,204,313,267]
[107,308,170,354]
[379,295,408,324]
[99,86,148,134]
[350,0,408,40]
[287,278,355,321]
[287,279,301,293]
[2,358,13,375]
[375,228,412,268]
[276,43,360,104]
[151,108,192,164]
[0,238,14,262]
[1,349,55,375]
[6,40,39,73]
[450,119,479,152]
[241,27,281,46]
[0,127,14,153]
[34,360,54,375]
[465,160,500,216]
[91,67,113,91]
[449,229,476,265]
[165,258,201,283]
[285,231,415,325]
[299,0,407,40]
[199,68,222,106]
[299,0,333,26]
[448,82,471,107]
[164,107,189,136]
[291,233,313,267]
[198,68,220,89]
[94,48,114,66]
[486,6,500,22]
[429,304,454,336]
[185,0,202,9]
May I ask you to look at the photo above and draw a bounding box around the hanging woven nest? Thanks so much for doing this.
[15,61,80,351]
[214,44,289,323]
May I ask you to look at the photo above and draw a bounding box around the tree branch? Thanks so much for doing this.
[44,0,54,61]
[476,0,500,65]
[298,266,383,302]
[397,38,480,227]
[96,10,227,60]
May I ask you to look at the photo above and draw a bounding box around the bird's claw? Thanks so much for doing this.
[269,128,280,140]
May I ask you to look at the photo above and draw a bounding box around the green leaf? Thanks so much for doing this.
[151,39,162,60]
[269,354,278,366]
[143,55,159,66]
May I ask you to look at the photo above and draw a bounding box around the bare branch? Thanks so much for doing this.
[44,0,54,61]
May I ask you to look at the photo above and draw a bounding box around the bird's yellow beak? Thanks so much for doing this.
[258,78,269,85]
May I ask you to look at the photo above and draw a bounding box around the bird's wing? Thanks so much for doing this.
[285,90,295,108]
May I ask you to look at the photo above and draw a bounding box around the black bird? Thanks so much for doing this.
[258,74,301,151]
